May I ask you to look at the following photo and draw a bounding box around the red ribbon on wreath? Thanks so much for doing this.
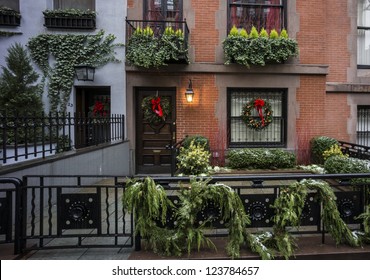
[254,99,265,127]
[151,97,163,118]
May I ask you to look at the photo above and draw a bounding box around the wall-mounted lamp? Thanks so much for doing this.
[185,79,194,103]
[74,65,95,81]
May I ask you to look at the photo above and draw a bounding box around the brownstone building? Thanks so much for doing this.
[126,0,370,174]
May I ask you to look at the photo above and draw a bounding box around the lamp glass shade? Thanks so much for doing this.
[75,65,95,81]
[185,89,194,102]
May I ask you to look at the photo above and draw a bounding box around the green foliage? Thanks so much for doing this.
[227,148,296,169]
[181,135,210,151]
[177,140,211,175]
[310,136,339,164]
[300,179,359,247]
[356,205,370,243]
[324,156,370,174]
[42,8,96,18]
[271,182,307,259]
[223,27,298,67]
[122,177,250,259]
[0,6,21,17]
[245,232,274,260]
[126,26,188,68]
[322,144,347,161]
[0,43,43,144]
[28,30,121,113]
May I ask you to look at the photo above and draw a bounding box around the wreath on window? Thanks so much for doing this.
[142,95,171,125]
[241,98,273,130]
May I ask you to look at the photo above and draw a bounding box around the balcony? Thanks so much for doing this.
[126,19,189,68]
[43,10,96,30]
[0,8,21,26]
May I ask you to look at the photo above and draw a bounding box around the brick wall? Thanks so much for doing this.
[190,0,219,63]
[176,74,220,150]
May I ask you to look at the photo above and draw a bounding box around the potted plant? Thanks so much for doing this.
[0,6,21,26]
[43,8,96,29]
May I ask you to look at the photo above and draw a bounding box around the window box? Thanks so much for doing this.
[43,9,96,29]
[0,7,21,26]
[125,19,189,68]
[223,26,298,67]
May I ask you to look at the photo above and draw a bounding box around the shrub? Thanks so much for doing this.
[181,135,210,151]
[177,140,211,175]
[227,148,296,169]
[310,136,338,164]
[324,156,370,174]
[322,144,347,161]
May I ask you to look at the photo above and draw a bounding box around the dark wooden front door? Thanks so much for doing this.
[136,88,176,174]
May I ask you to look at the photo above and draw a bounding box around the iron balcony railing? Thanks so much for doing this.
[126,18,189,62]
[0,113,125,165]
[339,140,370,160]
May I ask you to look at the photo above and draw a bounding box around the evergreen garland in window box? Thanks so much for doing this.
[0,6,21,26]
[223,26,299,67]
[126,26,189,68]
[43,9,96,29]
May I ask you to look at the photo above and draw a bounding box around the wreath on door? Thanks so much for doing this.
[241,98,273,130]
[142,95,171,126]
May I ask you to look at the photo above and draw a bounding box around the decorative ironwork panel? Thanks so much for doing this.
[335,191,363,224]
[241,194,275,228]
[0,197,8,235]
[196,200,224,228]
[58,193,101,231]
[300,193,320,226]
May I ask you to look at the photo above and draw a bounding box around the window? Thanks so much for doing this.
[228,0,286,33]
[144,0,182,21]
[228,88,287,147]
[53,0,95,11]
[358,0,370,67]
[357,106,370,146]
[0,0,19,11]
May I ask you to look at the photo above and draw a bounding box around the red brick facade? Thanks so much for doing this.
[127,1,367,168]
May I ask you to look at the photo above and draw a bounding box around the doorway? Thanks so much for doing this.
[135,88,176,174]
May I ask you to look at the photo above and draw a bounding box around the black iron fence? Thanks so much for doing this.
[1,173,368,255]
[0,113,125,165]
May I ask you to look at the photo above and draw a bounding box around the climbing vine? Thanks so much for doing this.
[27,30,122,112]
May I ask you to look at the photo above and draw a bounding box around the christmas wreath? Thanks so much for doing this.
[241,98,273,130]
[142,96,171,125]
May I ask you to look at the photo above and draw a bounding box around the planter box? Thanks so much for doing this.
[0,14,20,26]
[44,16,95,29]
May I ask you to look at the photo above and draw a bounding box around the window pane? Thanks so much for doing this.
[357,29,370,65]
[357,106,370,146]
[54,0,94,10]
[229,0,284,33]
[228,89,286,147]
[145,0,182,21]
[0,0,19,11]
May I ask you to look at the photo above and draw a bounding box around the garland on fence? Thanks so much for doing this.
[122,177,250,259]
[122,177,364,260]
[241,98,273,130]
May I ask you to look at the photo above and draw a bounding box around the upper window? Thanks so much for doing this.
[228,0,286,33]
[0,0,19,11]
[228,88,287,148]
[358,0,370,67]
[144,0,182,21]
[53,0,95,11]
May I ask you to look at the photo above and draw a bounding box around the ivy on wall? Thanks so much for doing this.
[27,30,122,112]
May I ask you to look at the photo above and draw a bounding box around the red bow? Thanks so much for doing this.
[93,101,104,116]
[151,97,163,118]
[254,99,265,127]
